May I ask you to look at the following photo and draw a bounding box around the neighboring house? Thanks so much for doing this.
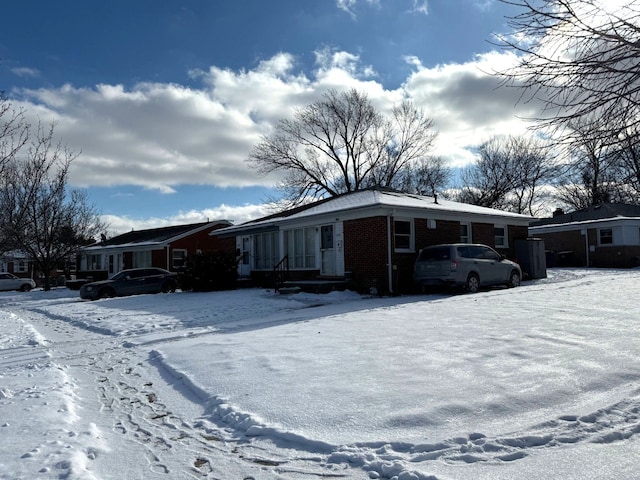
[0,251,33,279]
[212,189,533,294]
[529,203,640,268]
[78,220,234,279]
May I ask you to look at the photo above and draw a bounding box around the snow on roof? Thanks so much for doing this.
[215,189,533,235]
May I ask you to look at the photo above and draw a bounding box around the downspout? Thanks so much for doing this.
[387,212,394,295]
[166,245,170,271]
[582,229,590,267]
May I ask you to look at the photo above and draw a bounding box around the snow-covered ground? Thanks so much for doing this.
[1,268,640,479]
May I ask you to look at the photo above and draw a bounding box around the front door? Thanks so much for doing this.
[321,225,336,276]
[238,236,252,277]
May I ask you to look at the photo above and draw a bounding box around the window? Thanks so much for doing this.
[284,227,317,269]
[254,232,280,270]
[460,223,471,243]
[133,250,152,268]
[14,260,28,273]
[241,237,251,265]
[172,249,188,269]
[88,254,102,270]
[481,246,502,261]
[599,228,613,245]
[494,226,508,248]
[394,219,414,252]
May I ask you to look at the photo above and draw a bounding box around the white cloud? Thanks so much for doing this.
[410,0,429,15]
[10,47,537,214]
[402,51,540,167]
[336,0,381,18]
[11,67,40,78]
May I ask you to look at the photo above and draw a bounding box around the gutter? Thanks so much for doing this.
[387,212,394,295]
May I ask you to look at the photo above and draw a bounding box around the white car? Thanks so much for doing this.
[0,273,36,291]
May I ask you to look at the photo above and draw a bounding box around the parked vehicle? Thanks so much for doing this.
[413,243,521,293]
[0,273,36,292]
[79,268,178,300]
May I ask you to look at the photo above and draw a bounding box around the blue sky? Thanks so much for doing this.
[0,0,533,234]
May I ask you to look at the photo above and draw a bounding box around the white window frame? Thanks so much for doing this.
[14,260,28,273]
[253,231,280,270]
[494,225,508,248]
[599,228,613,245]
[460,222,472,243]
[88,254,102,270]
[284,227,317,269]
[394,219,415,253]
[172,249,188,269]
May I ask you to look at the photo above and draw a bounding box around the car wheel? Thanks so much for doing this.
[161,281,176,293]
[508,270,521,288]
[98,288,115,299]
[20,284,32,292]
[467,273,480,293]
[466,274,480,294]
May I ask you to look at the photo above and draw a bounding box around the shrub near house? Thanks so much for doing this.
[179,252,238,291]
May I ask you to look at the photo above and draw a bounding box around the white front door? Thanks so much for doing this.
[320,225,336,276]
[238,236,252,277]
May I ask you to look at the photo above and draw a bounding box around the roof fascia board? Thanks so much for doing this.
[218,204,532,235]
[530,216,640,233]
[82,243,167,253]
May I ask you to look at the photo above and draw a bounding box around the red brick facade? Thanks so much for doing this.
[344,216,389,293]
[536,229,640,268]
[343,216,528,294]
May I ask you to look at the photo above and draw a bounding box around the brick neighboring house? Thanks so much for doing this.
[529,203,640,268]
[77,220,234,279]
[212,189,533,294]
[0,251,33,279]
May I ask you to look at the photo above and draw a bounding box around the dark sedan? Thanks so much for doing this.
[80,268,178,300]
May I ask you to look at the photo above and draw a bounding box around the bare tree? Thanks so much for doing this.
[0,94,29,177]
[0,121,106,290]
[555,119,632,209]
[496,0,640,149]
[395,155,451,199]
[457,135,555,215]
[248,88,438,205]
[616,127,640,199]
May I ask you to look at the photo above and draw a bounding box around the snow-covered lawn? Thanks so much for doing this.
[1,268,640,479]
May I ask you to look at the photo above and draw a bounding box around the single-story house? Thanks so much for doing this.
[0,251,34,279]
[529,203,640,268]
[77,220,234,279]
[212,189,533,294]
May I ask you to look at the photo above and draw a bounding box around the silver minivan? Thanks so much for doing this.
[413,243,522,293]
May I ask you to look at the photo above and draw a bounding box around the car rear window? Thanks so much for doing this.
[418,246,450,261]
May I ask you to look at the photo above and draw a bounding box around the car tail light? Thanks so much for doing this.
[451,260,460,270]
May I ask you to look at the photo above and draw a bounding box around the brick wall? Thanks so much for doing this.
[535,230,587,267]
[344,216,389,293]
[591,246,640,267]
[537,228,640,268]
[344,216,529,295]
[170,225,234,255]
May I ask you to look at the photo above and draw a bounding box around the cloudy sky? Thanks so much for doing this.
[0,0,536,234]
